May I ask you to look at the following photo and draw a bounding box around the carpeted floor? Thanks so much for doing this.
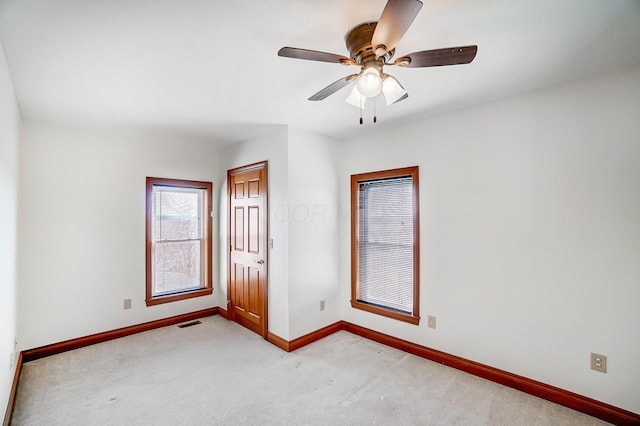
[11,316,609,425]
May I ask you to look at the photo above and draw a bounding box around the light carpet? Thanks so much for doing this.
[11,316,609,425]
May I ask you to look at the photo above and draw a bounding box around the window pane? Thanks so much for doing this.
[151,185,205,296]
[357,176,414,313]
[359,243,413,312]
[152,187,202,241]
[153,240,202,295]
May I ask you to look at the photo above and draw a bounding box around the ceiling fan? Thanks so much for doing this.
[278,0,477,121]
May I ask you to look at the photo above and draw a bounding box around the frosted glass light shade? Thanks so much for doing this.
[345,85,365,108]
[356,67,383,97]
[382,74,407,106]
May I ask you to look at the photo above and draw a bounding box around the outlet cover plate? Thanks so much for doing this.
[590,352,607,373]
[427,315,437,329]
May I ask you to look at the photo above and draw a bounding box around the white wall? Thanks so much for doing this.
[287,127,341,339]
[338,67,640,413]
[0,42,20,417]
[18,123,221,350]
[219,127,291,339]
[218,126,342,340]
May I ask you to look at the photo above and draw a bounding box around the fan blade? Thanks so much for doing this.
[398,45,478,68]
[278,47,352,64]
[371,0,423,57]
[309,74,359,101]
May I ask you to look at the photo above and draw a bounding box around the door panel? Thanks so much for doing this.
[235,183,245,198]
[234,207,244,251]
[228,162,268,337]
[248,180,260,198]
[233,263,245,309]
[248,206,259,253]
[248,267,260,317]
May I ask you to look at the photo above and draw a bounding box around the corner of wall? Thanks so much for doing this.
[0,38,21,423]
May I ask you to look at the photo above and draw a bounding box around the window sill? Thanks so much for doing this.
[351,300,420,325]
[146,287,213,307]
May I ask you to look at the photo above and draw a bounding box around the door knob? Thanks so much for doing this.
[256,259,265,264]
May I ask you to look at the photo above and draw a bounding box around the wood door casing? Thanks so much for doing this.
[228,162,268,337]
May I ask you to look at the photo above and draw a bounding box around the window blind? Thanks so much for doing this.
[357,176,414,313]
[151,185,205,295]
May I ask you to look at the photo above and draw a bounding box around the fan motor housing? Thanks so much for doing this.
[345,22,394,64]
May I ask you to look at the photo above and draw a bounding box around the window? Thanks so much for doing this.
[351,166,420,324]
[146,177,213,306]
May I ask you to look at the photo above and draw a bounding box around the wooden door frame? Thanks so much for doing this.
[227,160,269,338]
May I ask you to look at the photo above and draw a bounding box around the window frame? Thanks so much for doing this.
[350,166,420,325]
[145,177,213,306]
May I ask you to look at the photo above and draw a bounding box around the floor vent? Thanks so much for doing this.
[177,320,202,328]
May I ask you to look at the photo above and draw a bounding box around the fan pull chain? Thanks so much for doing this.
[359,99,363,125]
[373,97,377,123]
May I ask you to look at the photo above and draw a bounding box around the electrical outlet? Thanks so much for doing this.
[591,353,607,373]
[320,300,325,311]
[123,298,132,310]
[428,315,437,329]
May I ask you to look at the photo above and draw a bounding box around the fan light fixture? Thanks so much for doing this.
[356,67,383,97]
[345,72,407,108]
[345,85,366,108]
[381,74,406,105]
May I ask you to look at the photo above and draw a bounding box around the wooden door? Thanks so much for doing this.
[228,162,268,337]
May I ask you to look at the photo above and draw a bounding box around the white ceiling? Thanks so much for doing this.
[1,0,639,143]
